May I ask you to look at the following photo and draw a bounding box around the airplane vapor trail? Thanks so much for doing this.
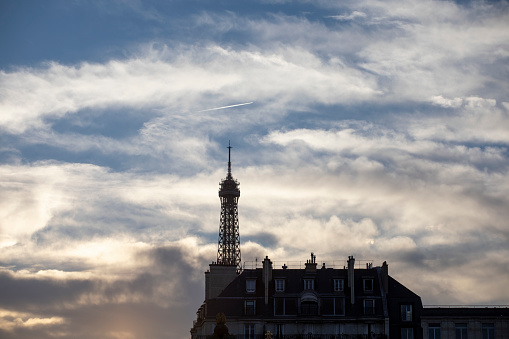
[197,102,253,112]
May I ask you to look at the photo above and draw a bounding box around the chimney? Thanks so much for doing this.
[381,261,389,294]
[262,256,272,305]
[205,263,238,300]
[305,252,317,273]
[347,256,355,304]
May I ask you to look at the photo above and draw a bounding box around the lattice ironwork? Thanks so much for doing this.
[216,141,241,271]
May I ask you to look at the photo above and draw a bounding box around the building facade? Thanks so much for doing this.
[421,307,509,339]
[191,254,423,339]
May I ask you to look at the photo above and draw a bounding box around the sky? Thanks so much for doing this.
[1,0,509,338]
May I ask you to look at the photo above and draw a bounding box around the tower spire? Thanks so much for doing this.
[217,141,241,272]
[227,140,232,179]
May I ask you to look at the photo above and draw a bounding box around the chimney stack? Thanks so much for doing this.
[262,256,272,305]
[305,252,317,273]
[381,261,389,294]
[347,256,355,304]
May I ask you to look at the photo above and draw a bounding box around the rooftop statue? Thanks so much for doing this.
[207,313,235,339]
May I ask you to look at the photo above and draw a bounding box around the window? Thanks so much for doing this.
[275,279,285,292]
[301,301,318,315]
[482,324,494,339]
[334,279,344,291]
[429,324,441,339]
[456,323,467,339]
[285,298,298,315]
[363,279,373,292]
[304,279,314,290]
[245,300,256,315]
[401,304,412,321]
[275,324,284,339]
[244,324,255,339]
[322,297,345,315]
[275,298,298,315]
[401,328,414,339]
[246,279,256,293]
[275,298,285,315]
[364,299,375,315]
[321,298,334,315]
[335,297,345,315]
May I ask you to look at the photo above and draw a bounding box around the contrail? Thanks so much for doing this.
[197,101,254,112]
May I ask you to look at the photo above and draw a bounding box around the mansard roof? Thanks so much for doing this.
[422,307,509,317]
[217,265,384,298]
[387,276,423,301]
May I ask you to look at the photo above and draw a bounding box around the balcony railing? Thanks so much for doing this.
[423,305,509,308]
[194,334,387,339]
[242,260,374,270]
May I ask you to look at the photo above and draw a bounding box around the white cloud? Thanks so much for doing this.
[328,11,367,21]
[257,124,509,237]
[0,309,65,331]
[372,236,416,252]
[410,96,509,143]
[353,0,509,101]
[0,162,226,247]
[430,95,463,108]
[0,44,381,134]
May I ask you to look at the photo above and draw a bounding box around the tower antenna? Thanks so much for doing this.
[227,140,232,178]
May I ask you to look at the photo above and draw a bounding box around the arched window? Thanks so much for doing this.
[300,292,318,315]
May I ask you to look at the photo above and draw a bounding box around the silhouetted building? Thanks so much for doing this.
[191,254,423,339]
[421,307,509,339]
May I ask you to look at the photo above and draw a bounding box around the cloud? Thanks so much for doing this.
[0,241,208,339]
[251,123,509,253]
[0,162,229,255]
[327,11,367,21]
[352,0,509,101]
[430,95,463,108]
[0,44,381,134]
[0,309,65,332]
[410,96,509,143]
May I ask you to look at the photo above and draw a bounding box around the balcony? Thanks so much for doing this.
[194,334,387,339]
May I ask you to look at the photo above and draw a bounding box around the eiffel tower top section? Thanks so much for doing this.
[219,141,240,198]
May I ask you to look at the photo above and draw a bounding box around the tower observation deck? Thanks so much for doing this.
[216,141,241,272]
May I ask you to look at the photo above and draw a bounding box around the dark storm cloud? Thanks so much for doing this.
[394,233,508,270]
[0,270,94,308]
[31,201,197,245]
[0,244,207,339]
[243,232,279,248]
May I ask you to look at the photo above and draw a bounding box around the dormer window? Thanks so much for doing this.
[246,279,256,293]
[334,279,344,292]
[364,299,375,315]
[245,300,256,315]
[275,279,285,292]
[363,279,373,292]
[304,279,314,290]
[401,304,412,321]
